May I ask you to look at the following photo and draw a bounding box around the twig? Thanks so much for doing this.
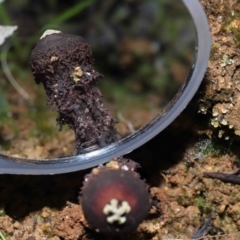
[117,112,135,133]
[1,42,30,100]
[203,169,240,184]
[192,215,224,239]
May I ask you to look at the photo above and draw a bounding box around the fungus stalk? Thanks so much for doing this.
[30,31,118,153]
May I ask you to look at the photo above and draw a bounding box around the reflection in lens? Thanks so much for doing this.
[0,0,195,159]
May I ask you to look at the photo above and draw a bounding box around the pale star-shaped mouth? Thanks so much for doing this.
[103,199,131,224]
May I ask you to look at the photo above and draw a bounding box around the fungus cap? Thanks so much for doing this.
[30,32,94,82]
[81,169,150,235]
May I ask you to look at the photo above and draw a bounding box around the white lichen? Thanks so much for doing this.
[220,54,234,67]
[220,119,228,125]
[235,130,240,136]
[211,119,219,128]
[221,108,228,114]
[103,199,131,224]
[198,106,207,114]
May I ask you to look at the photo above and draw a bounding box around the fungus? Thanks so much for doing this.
[80,163,150,235]
[30,32,151,236]
[30,31,118,153]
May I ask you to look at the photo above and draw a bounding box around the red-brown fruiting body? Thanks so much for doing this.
[30,31,118,153]
[81,162,150,235]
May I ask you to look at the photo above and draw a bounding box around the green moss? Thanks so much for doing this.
[0,92,9,124]
[176,196,184,206]
[211,179,218,186]
[194,139,227,159]
[236,212,240,220]
[232,28,240,46]
[202,143,217,156]
[222,18,233,33]
[196,196,205,207]
[0,209,5,216]
[35,212,43,224]
[210,43,221,61]
[184,161,194,170]
[0,230,8,240]
[150,219,159,225]
[196,196,216,214]
[231,191,240,204]
[176,193,192,207]
[43,227,54,237]
[221,12,240,46]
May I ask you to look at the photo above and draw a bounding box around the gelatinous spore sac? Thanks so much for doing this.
[80,159,150,235]
[30,31,118,153]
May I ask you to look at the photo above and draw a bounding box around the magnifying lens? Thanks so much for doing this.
[0,0,211,174]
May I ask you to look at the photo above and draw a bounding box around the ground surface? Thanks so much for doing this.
[1,0,240,239]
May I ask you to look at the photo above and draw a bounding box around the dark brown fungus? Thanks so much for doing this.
[81,160,150,236]
[30,31,151,235]
[30,30,118,153]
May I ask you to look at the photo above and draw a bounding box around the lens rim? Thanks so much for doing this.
[0,0,211,174]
